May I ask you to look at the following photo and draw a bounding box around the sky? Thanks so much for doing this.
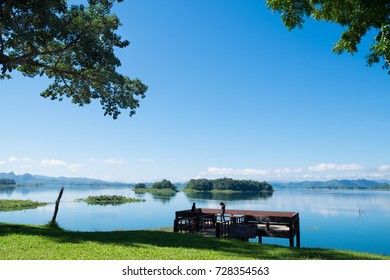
[1,0,390,183]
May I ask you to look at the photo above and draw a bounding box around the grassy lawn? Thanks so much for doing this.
[0,223,388,260]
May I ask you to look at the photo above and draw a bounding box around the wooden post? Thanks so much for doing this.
[289,237,294,247]
[296,217,301,248]
[216,222,221,238]
[51,187,64,225]
[173,219,179,232]
[289,221,294,247]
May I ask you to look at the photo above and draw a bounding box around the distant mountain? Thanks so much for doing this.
[0,171,129,186]
[271,179,390,189]
[376,179,390,184]
[2,172,389,190]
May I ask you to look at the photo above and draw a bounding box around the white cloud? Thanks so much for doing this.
[6,156,32,163]
[68,163,83,172]
[205,167,271,176]
[379,165,390,172]
[102,158,124,164]
[274,168,289,174]
[293,168,304,173]
[308,163,364,172]
[308,163,337,171]
[8,156,19,163]
[366,173,384,178]
[41,159,67,167]
[196,163,380,181]
[202,166,307,178]
[0,156,32,166]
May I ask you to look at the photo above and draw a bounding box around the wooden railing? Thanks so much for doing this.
[174,213,216,233]
[215,220,232,238]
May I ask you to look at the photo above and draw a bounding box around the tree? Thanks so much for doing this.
[0,178,16,185]
[186,179,213,191]
[266,0,390,73]
[184,177,273,192]
[0,0,147,118]
[151,179,177,191]
[134,183,146,189]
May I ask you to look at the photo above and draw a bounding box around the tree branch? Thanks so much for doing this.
[5,43,75,66]
[27,59,114,90]
[0,24,3,55]
[59,73,76,96]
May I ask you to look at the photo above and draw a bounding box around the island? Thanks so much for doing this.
[183,178,274,193]
[79,195,146,206]
[0,199,48,211]
[134,179,178,195]
[0,178,16,187]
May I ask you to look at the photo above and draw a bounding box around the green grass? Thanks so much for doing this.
[134,188,178,195]
[147,188,178,195]
[0,223,388,260]
[0,199,48,212]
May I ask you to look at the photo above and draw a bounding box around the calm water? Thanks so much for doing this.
[1,185,390,256]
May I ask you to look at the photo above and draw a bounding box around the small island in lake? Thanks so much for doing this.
[134,179,178,195]
[0,199,48,212]
[80,195,145,206]
[184,177,273,193]
[0,178,17,188]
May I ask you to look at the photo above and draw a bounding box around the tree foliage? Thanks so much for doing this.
[0,0,147,118]
[185,178,273,192]
[266,0,390,73]
[151,179,177,191]
[0,178,16,185]
[134,183,146,189]
[186,178,214,191]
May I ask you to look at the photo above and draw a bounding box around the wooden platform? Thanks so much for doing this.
[174,208,300,247]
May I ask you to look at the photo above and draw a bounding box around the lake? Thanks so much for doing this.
[1,185,390,256]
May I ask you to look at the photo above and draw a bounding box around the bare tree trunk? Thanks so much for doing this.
[51,187,64,225]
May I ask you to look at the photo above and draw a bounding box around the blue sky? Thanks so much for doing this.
[1,0,390,182]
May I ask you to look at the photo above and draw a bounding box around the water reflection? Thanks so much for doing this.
[184,191,273,201]
[134,189,178,203]
[0,185,60,196]
[0,186,16,195]
[149,192,177,203]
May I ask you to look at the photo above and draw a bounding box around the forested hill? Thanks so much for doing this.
[0,172,128,186]
[272,179,390,190]
[184,178,273,192]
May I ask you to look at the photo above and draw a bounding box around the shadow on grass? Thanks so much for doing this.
[0,223,387,260]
